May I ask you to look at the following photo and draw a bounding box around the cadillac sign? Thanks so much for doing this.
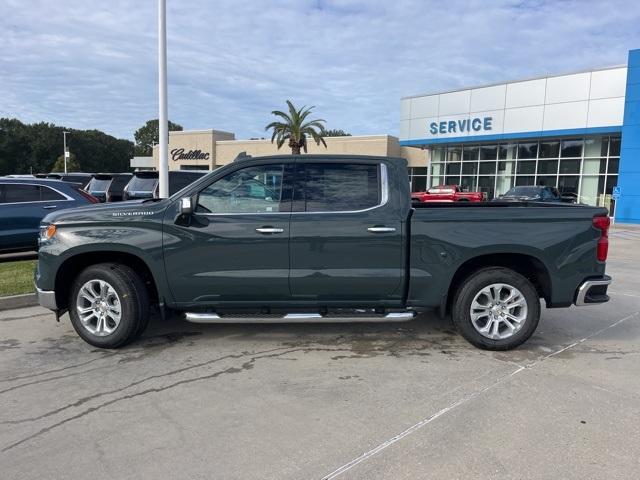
[170,148,210,161]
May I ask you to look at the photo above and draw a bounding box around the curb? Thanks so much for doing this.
[0,293,38,311]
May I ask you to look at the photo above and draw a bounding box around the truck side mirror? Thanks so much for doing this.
[180,197,193,215]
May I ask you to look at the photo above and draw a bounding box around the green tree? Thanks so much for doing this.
[51,152,80,172]
[322,129,351,137]
[265,101,326,154]
[0,118,134,175]
[134,119,183,156]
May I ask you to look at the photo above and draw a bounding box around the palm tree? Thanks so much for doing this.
[265,100,327,154]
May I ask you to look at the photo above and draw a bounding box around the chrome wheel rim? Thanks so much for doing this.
[75,279,122,336]
[470,283,527,340]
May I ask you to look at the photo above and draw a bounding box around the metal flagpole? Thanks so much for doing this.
[158,0,169,197]
[63,131,69,173]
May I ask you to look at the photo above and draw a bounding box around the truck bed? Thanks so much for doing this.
[407,202,608,311]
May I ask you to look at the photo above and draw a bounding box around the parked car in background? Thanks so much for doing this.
[46,172,94,189]
[0,178,98,253]
[87,173,132,202]
[411,185,484,203]
[123,170,208,200]
[496,186,562,202]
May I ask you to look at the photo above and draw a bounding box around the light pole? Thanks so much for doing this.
[63,131,70,173]
[158,0,169,197]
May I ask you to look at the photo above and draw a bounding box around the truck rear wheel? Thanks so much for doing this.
[452,267,540,350]
[68,263,150,348]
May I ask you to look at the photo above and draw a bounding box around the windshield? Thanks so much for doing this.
[504,187,541,198]
[127,175,158,192]
[88,178,112,192]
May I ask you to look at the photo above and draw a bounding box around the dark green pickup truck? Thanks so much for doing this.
[35,155,612,350]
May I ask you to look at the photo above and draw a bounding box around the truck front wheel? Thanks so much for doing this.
[69,263,150,348]
[452,267,540,350]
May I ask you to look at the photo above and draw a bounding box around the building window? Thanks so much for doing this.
[517,142,538,159]
[537,160,558,175]
[180,165,209,171]
[463,146,479,161]
[561,139,583,157]
[480,145,498,160]
[516,161,536,175]
[408,167,428,192]
[609,137,621,156]
[539,141,560,159]
[584,137,609,157]
[498,144,517,160]
[427,134,621,211]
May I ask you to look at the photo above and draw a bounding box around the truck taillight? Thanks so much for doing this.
[593,215,610,262]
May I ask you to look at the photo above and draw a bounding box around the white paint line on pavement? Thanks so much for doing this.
[321,311,639,480]
[610,290,640,299]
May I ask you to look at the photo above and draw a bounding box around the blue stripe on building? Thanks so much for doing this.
[616,49,640,224]
[399,126,623,147]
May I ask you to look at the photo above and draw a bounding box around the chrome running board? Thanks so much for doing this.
[184,311,416,324]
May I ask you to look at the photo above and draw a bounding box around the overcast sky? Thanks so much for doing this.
[2,0,640,141]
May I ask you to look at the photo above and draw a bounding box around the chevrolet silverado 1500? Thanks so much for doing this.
[35,155,612,350]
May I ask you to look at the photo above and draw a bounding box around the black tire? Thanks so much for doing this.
[68,263,150,348]
[452,267,540,350]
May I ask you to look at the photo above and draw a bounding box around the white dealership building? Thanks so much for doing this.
[400,48,640,223]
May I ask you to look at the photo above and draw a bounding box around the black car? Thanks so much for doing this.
[46,172,94,189]
[0,178,99,253]
[86,173,132,202]
[496,186,562,202]
[123,170,208,200]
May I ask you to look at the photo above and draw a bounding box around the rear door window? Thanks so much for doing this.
[41,186,66,201]
[295,163,380,212]
[2,184,42,203]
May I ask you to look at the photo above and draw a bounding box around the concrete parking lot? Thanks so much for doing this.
[1,229,639,479]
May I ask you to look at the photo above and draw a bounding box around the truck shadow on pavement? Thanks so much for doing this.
[129,305,634,366]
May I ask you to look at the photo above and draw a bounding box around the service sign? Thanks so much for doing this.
[429,116,493,135]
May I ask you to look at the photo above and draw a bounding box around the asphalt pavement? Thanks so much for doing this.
[1,230,639,479]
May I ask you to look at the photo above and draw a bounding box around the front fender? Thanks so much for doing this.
[36,223,171,305]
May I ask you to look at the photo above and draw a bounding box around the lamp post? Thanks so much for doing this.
[158,0,169,197]
[63,131,70,173]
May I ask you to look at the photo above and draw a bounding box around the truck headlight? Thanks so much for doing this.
[39,224,57,243]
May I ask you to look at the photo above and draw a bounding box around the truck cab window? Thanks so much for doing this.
[197,164,284,214]
[296,163,380,212]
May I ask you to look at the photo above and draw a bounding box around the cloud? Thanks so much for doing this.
[1,0,639,141]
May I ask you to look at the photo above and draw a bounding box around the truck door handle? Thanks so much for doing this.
[255,227,284,234]
[42,205,58,209]
[367,226,396,233]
